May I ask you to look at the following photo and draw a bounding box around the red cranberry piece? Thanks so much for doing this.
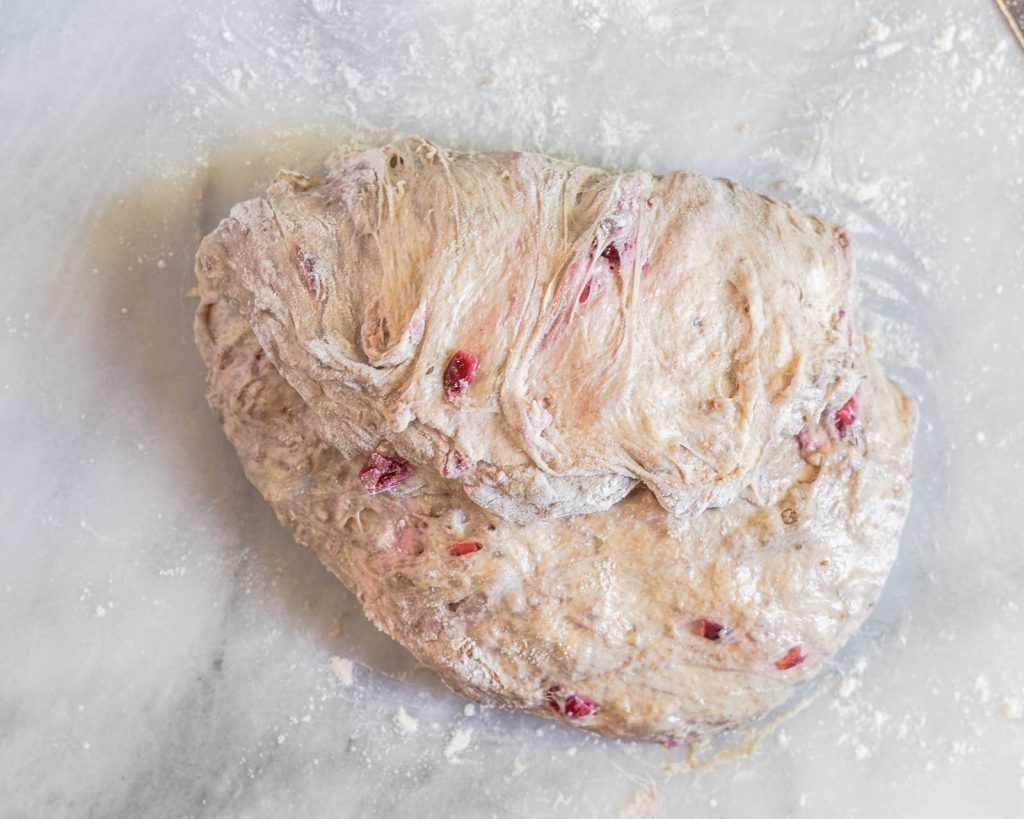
[579,279,593,304]
[775,646,806,670]
[563,693,598,718]
[443,350,478,402]
[600,243,620,273]
[358,451,410,494]
[449,540,482,557]
[697,619,729,641]
[294,245,322,299]
[834,396,859,437]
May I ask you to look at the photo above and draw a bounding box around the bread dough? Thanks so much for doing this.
[194,138,916,743]
[197,137,865,526]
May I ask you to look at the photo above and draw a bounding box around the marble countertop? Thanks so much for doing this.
[2,1,1023,816]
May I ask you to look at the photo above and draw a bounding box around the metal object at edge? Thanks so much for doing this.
[995,0,1024,51]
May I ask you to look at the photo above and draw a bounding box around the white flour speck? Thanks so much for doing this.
[444,728,473,761]
[934,23,957,52]
[1001,698,1023,719]
[328,656,354,687]
[875,42,905,60]
[394,706,419,735]
[966,67,984,94]
[865,19,891,44]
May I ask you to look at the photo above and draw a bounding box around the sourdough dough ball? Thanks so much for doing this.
[194,138,916,744]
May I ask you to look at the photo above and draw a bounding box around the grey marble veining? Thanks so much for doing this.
[2,1,1023,817]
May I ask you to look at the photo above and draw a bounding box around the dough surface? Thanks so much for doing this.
[194,138,916,743]
[197,137,865,525]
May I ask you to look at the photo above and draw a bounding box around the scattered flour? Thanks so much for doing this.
[865,18,891,44]
[966,66,984,94]
[567,0,607,33]
[394,707,419,736]
[839,674,861,699]
[618,777,663,818]
[444,728,473,761]
[328,656,354,687]
[875,42,906,60]
[934,23,957,52]
[1001,698,1023,720]
[972,675,991,704]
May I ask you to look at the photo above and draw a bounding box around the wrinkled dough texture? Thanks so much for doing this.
[193,143,916,742]
[196,137,865,525]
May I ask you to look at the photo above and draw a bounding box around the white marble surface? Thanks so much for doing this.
[2,1,1023,816]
